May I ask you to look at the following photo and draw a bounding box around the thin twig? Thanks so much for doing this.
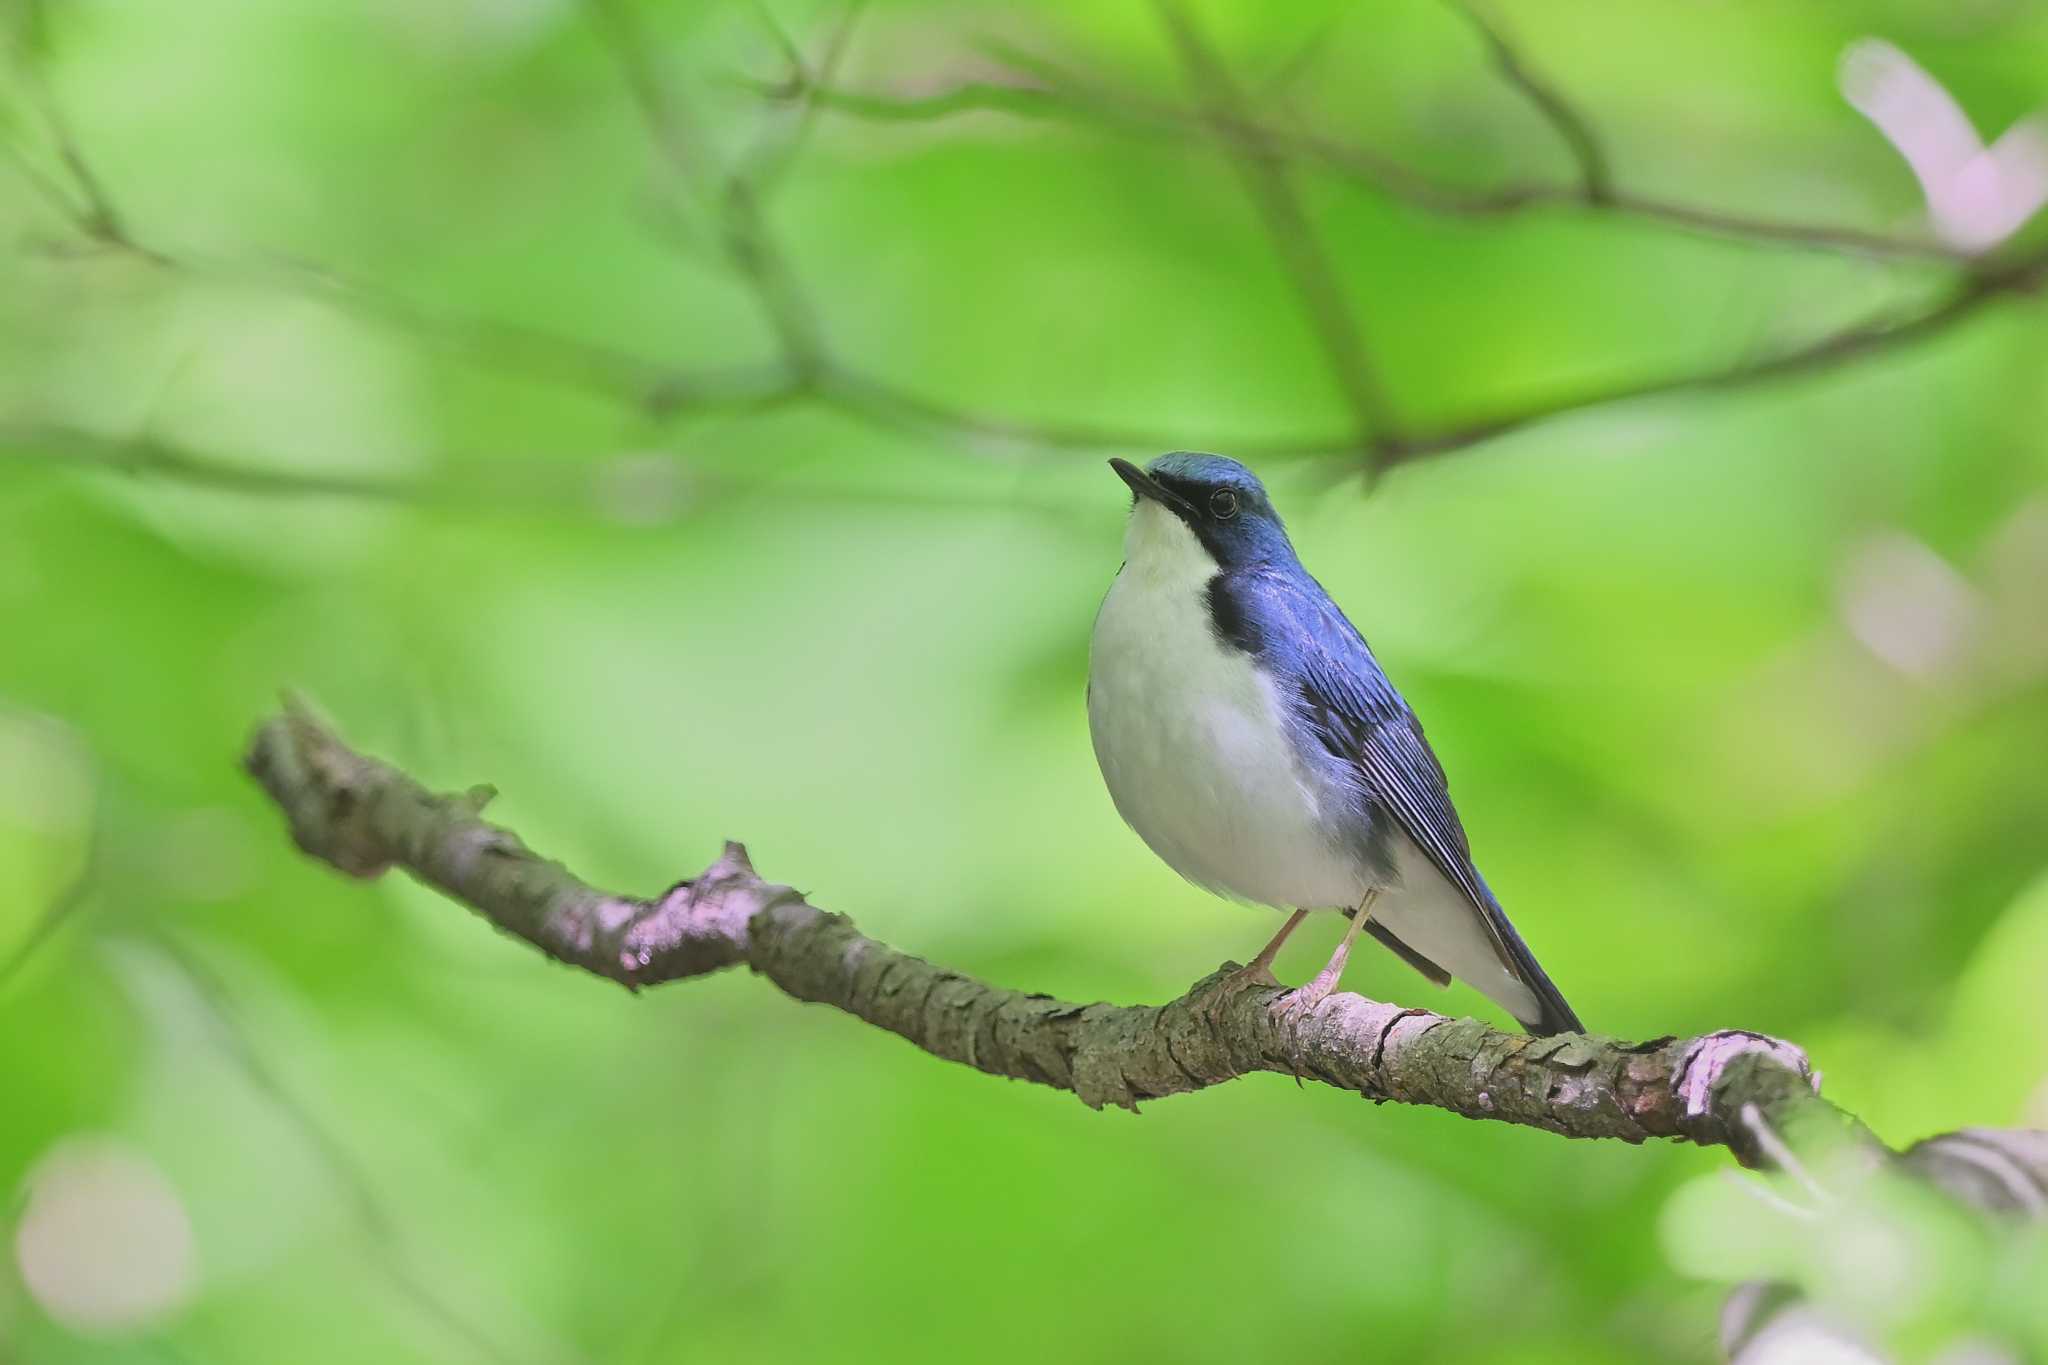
[587,0,829,376]
[738,0,868,197]
[0,422,1114,533]
[4,22,171,263]
[14,57,125,239]
[1451,0,1612,202]
[773,61,1967,263]
[0,820,97,992]
[724,72,1070,123]
[10,2,2042,499]
[1154,0,1397,463]
[2,425,440,502]
[152,936,559,1365]
[10,226,2040,504]
[582,0,707,197]
[1255,13,1350,99]
[1381,246,2048,463]
[0,132,89,228]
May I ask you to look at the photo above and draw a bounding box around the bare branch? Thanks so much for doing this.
[15,209,797,416]
[1451,0,1612,203]
[13,228,2040,509]
[1154,0,1398,464]
[1564,190,1962,262]
[821,237,2048,467]
[13,221,2039,509]
[228,253,772,414]
[812,367,1236,455]
[2,424,448,503]
[0,820,96,992]
[1254,13,1350,100]
[151,936,556,1365]
[776,59,1968,263]
[582,0,710,196]
[13,3,2042,503]
[0,130,91,230]
[2,12,173,264]
[586,0,829,377]
[0,28,788,422]
[0,420,1151,527]
[8,5,812,426]
[1381,245,2048,464]
[725,72,1070,123]
[737,0,867,198]
[245,703,1897,1172]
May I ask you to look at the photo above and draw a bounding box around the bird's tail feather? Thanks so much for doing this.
[1366,850,1583,1037]
[1471,873,1582,1036]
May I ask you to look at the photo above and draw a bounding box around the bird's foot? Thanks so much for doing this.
[1273,961,1346,1025]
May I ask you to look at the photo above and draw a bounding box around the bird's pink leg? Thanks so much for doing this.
[1199,907,1310,1027]
[1290,889,1379,1009]
[1201,908,1310,1022]
[1237,907,1310,986]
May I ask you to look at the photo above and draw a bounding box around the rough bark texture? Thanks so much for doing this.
[245,703,1921,1173]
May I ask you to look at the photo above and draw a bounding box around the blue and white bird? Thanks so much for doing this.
[1088,453,1582,1035]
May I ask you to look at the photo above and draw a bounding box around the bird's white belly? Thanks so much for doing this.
[1089,565,1369,911]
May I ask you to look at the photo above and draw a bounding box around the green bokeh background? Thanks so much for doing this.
[4,0,2047,1361]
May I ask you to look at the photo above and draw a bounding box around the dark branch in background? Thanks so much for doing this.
[6,0,2047,497]
[0,818,97,991]
[3,14,168,263]
[735,0,865,198]
[768,46,1969,263]
[1155,0,1398,465]
[1450,0,1611,203]
[582,0,709,190]
[584,0,835,381]
[150,937,560,1365]
[1380,247,2048,461]
[245,704,1924,1176]
[0,423,436,503]
[0,424,1126,534]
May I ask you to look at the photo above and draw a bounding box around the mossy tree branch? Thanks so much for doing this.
[244,703,1921,1175]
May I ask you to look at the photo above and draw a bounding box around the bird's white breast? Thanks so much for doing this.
[1087,502,1369,911]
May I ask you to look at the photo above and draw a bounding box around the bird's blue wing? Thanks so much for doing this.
[1263,571,1583,1035]
[1281,583,1480,895]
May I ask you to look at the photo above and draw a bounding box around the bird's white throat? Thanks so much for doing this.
[1089,501,1368,911]
[1119,498,1211,589]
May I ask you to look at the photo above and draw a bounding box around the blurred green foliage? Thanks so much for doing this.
[3,0,2047,1360]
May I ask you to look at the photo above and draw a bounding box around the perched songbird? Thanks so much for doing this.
[1088,453,1582,1035]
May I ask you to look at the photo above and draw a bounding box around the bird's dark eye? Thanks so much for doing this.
[1209,489,1239,520]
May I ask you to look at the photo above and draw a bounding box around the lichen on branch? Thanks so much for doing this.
[244,702,1894,1171]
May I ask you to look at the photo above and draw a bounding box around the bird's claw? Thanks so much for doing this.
[1272,969,1342,1026]
[1197,960,1280,1029]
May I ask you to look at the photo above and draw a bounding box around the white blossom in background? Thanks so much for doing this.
[12,1136,198,1335]
[1840,37,2048,253]
[1732,1308,1889,1365]
[1835,531,1983,682]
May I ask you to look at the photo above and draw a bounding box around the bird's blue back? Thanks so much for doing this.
[1119,452,1585,1034]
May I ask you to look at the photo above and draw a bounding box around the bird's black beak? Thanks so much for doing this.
[1109,458,1193,516]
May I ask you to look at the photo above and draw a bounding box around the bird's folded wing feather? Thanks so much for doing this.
[1286,588,1511,957]
[1262,573,1579,1034]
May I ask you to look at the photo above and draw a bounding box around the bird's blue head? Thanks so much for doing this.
[1110,452,1294,571]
